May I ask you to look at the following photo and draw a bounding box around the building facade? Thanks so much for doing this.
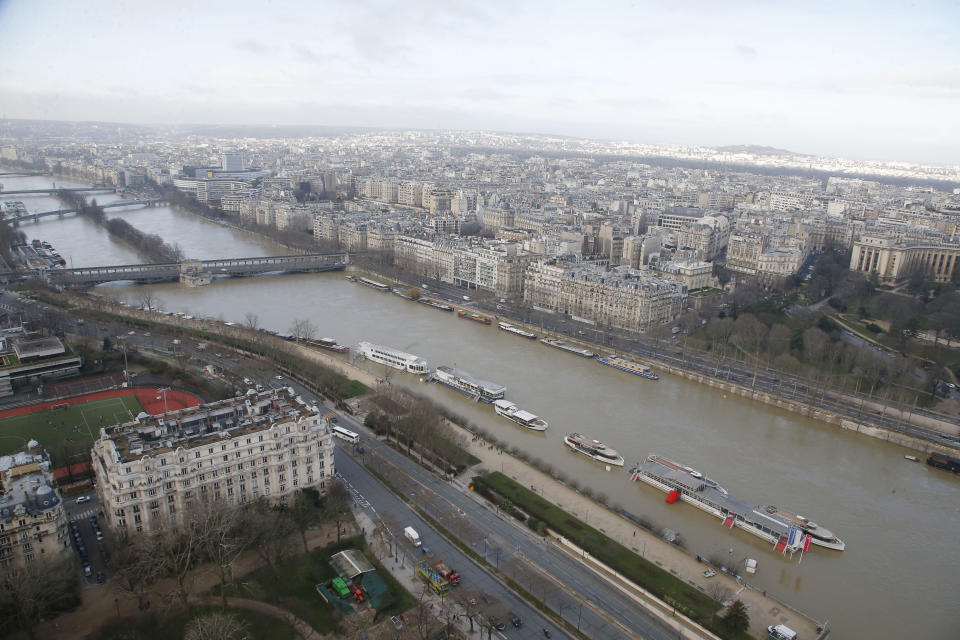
[523,261,686,331]
[850,236,960,283]
[0,450,69,568]
[92,390,335,534]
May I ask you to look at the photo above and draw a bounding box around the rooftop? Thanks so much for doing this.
[100,388,320,463]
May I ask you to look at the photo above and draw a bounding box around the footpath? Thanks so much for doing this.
[455,430,826,640]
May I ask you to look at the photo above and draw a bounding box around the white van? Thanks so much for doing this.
[767,625,797,640]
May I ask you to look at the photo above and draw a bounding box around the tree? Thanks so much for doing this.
[288,488,322,553]
[241,499,296,579]
[196,498,248,610]
[323,479,352,543]
[108,530,161,612]
[0,558,80,640]
[154,513,204,607]
[184,611,251,640]
[243,312,259,330]
[719,599,750,634]
[289,318,317,344]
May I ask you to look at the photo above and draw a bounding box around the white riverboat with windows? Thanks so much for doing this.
[630,454,845,553]
[357,277,390,291]
[563,432,624,465]
[493,400,548,431]
[357,341,429,374]
[431,366,506,402]
[332,425,360,444]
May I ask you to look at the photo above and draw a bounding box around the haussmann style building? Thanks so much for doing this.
[91,388,335,534]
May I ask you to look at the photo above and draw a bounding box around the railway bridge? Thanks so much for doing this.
[44,253,350,286]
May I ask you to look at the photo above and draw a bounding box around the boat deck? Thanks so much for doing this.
[634,457,796,541]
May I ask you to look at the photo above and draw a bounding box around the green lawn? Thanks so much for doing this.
[87,605,298,640]
[475,472,729,634]
[0,395,144,459]
[216,535,415,635]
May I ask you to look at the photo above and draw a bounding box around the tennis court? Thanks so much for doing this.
[0,394,144,457]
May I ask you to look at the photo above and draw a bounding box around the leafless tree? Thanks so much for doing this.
[243,312,259,330]
[288,488,321,553]
[196,498,248,609]
[137,290,159,311]
[108,530,162,611]
[706,582,735,604]
[184,611,251,640]
[0,557,79,640]
[289,317,317,343]
[324,479,353,543]
[241,498,296,579]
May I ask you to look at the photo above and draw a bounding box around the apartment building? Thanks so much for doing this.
[657,258,714,291]
[92,389,335,534]
[0,450,69,568]
[726,232,767,275]
[523,261,686,331]
[676,215,730,261]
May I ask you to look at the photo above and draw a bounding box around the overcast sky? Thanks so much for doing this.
[0,0,957,164]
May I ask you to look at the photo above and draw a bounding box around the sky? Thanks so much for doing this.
[0,0,958,164]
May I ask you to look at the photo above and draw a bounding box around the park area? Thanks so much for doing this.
[0,387,201,458]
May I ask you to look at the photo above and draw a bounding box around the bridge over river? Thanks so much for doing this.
[9,199,164,222]
[0,186,115,196]
[44,253,349,286]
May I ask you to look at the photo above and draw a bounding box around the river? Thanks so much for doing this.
[3,172,957,639]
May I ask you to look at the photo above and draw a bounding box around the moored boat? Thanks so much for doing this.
[540,337,594,358]
[417,297,454,312]
[357,341,428,374]
[431,366,505,402]
[458,310,491,325]
[563,432,624,465]
[498,322,537,339]
[356,276,390,291]
[630,454,845,553]
[304,337,349,353]
[493,399,548,431]
[597,354,659,380]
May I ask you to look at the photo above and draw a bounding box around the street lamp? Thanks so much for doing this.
[156,387,170,414]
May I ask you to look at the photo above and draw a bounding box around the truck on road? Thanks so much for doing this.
[434,561,461,585]
[404,526,421,547]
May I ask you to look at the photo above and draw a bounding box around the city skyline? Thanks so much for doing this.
[0,0,957,165]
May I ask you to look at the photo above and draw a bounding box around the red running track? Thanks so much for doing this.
[0,387,202,420]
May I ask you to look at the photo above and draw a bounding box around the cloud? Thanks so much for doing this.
[290,43,319,62]
[735,44,758,59]
[233,38,267,54]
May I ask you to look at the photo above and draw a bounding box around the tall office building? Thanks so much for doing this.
[221,152,246,172]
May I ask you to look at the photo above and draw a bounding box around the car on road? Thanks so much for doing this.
[82,562,92,577]
[511,614,522,628]
[76,496,90,504]
[127,330,135,335]
[96,571,106,584]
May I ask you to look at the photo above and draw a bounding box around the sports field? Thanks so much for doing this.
[0,395,144,457]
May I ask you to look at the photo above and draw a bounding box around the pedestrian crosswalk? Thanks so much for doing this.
[70,508,99,520]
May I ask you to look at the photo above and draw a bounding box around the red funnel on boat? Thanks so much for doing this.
[665,490,680,504]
